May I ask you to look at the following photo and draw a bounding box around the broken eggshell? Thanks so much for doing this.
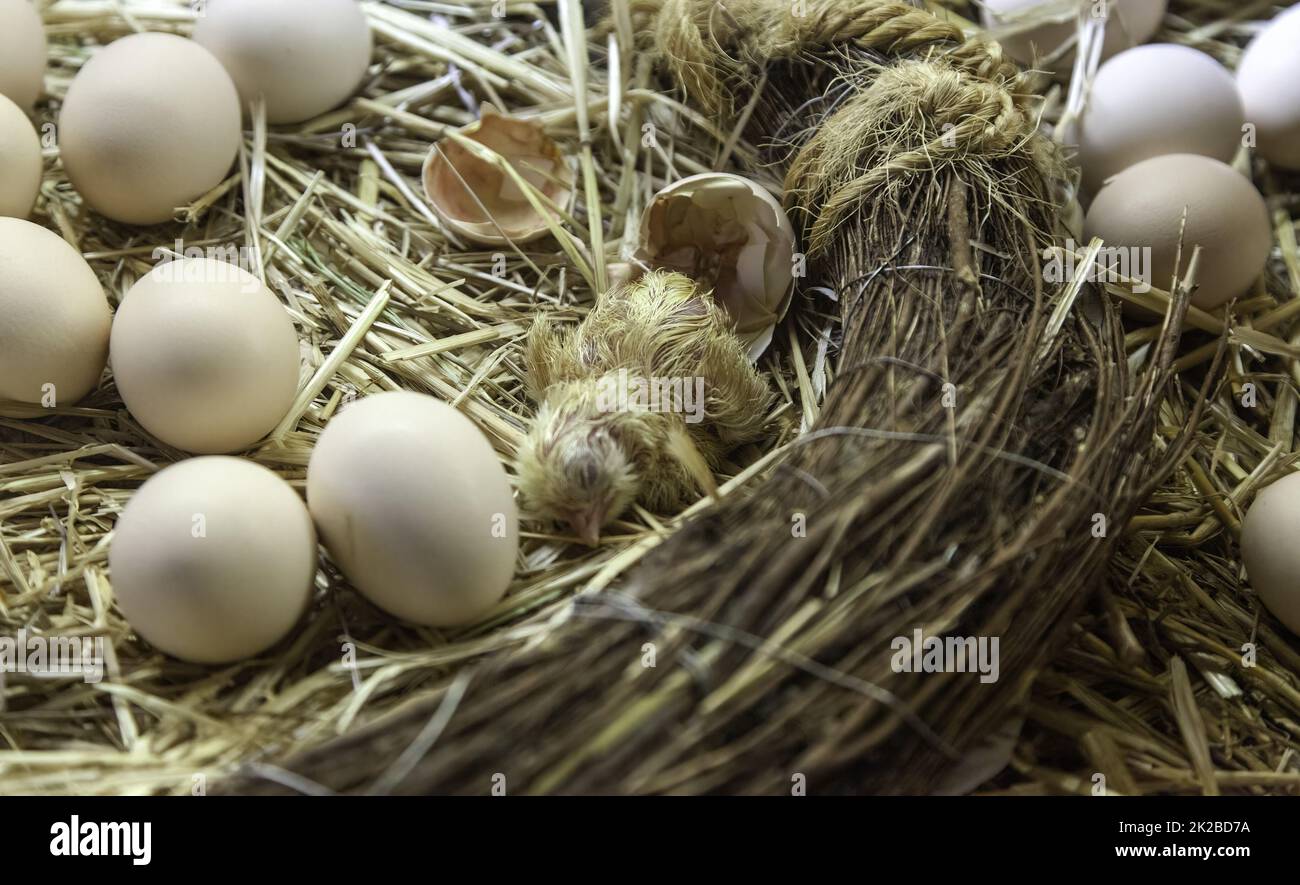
[421,106,574,246]
[636,173,795,359]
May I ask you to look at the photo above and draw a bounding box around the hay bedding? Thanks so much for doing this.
[0,0,1296,795]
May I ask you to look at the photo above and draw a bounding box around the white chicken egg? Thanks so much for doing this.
[979,0,1166,72]
[1083,154,1271,310]
[109,257,300,453]
[1242,471,1300,636]
[0,0,46,109]
[193,0,373,125]
[307,392,518,627]
[59,32,241,225]
[110,457,317,663]
[0,218,112,407]
[1077,44,1243,194]
[1237,7,1300,170]
[0,92,41,217]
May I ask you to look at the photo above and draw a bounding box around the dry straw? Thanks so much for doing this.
[2,0,1298,796]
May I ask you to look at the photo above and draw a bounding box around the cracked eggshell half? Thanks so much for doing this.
[0,218,111,407]
[193,0,373,125]
[422,106,574,246]
[109,256,300,453]
[109,456,317,663]
[637,172,795,360]
[307,391,518,627]
[59,32,241,225]
[979,0,1166,72]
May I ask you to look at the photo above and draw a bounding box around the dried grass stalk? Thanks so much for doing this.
[224,0,1204,794]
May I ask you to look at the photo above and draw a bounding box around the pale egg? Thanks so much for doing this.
[307,392,518,627]
[1241,471,1300,636]
[422,106,575,246]
[636,172,795,360]
[0,92,41,217]
[1083,154,1271,310]
[110,456,317,663]
[193,0,373,125]
[1078,44,1243,194]
[0,218,111,406]
[59,32,241,225]
[1237,7,1300,170]
[980,0,1166,71]
[0,0,46,109]
[109,257,300,453]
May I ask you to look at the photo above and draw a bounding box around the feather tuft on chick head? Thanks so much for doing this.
[517,270,775,546]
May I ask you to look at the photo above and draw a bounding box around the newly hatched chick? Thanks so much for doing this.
[518,270,775,544]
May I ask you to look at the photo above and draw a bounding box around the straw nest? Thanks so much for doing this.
[0,0,1298,796]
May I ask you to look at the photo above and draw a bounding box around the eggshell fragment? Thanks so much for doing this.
[1078,44,1243,194]
[1237,7,1300,170]
[0,92,41,217]
[980,0,1166,72]
[109,257,300,453]
[0,218,111,406]
[422,106,574,245]
[636,172,795,359]
[307,392,518,627]
[1083,154,1271,310]
[59,32,241,225]
[1242,471,1300,636]
[110,457,317,663]
[0,0,46,109]
[193,0,373,125]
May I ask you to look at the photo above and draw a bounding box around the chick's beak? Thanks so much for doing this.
[568,508,605,547]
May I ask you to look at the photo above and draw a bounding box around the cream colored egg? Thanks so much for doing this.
[110,257,300,453]
[0,0,46,109]
[1083,154,1270,310]
[59,33,241,225]
[1237,7,1300,170]
[307,392,518,627]
[0,92,40,217]
[110,457,317,663]
[980,0,1165,71]
[193,0,372,125]
[1078,44,1243,194]
[1242,472,1300,636]
[0,218,111,406]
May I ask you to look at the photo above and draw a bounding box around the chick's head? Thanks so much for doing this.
[516,378,642,546]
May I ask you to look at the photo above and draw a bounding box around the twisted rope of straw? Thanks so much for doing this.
[641,0,1040,255]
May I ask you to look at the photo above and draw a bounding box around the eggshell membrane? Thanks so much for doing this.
[109,257,300,453]
[636,172,796,360]
[980,0,1165,72]
[0,218,111,406]
[0,92,41,217]
[59,32,240,225]
[307,392,518,627]
[1083,154,1270,310]
[1242,471,1300,636]
[0,0,46,109]
[109,457,317,663]
[193,0,373,125]
[422,107,574,245]
[1237,7,1300,170]
[1078,44,1243,194]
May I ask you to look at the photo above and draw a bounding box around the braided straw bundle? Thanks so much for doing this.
[227,0,1199,794]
